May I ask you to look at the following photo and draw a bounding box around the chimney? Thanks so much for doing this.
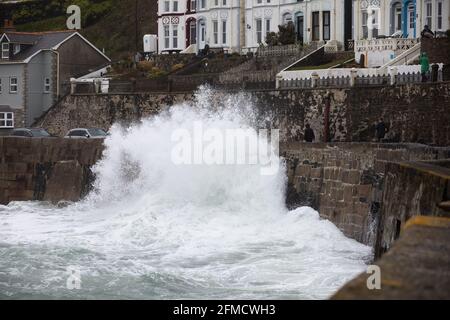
[3,19,16,32]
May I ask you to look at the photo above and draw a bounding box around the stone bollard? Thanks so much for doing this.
[389,67,397,86]
[94,79,100,93]
[350,68,357,87]
[70,78,76,94]
[311,72,319,88]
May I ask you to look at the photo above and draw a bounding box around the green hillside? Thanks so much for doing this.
[0,0,158,60]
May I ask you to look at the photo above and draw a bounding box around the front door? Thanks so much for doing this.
[199,22,206,50]
[189,21,197,45]
[296,15,304,44]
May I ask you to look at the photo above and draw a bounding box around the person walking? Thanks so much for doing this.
[420,52,430,82]
[304,124,315,143]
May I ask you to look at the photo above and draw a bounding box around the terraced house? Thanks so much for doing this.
[353,0,450,40]
[0,22,110,133]
[157,0,355,53]
[158,0,449,54]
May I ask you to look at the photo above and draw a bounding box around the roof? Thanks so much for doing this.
[0,105,13,112]
[0,30,110,63]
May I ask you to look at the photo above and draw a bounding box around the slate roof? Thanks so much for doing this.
[1,30,78,62]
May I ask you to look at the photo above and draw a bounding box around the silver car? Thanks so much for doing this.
[65,128,108,139]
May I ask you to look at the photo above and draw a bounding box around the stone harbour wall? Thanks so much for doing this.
[0,137,104,205]
[35,82,450,146]
[282,143,450,251]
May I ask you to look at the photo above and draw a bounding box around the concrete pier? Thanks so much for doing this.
[333,216,450,299]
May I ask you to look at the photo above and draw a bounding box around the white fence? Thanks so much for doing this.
[277,65,443,89]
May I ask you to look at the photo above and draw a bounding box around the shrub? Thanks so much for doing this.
[137,61,155,72]
[265,32,279,46]
[170,63,185,72]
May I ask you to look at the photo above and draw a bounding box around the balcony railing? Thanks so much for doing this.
[355,38,420,53]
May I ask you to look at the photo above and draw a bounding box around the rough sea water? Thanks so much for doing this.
[0,89,372,300]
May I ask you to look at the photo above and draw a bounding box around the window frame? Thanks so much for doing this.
[312,11,320,41]
[323,11,331,41]
[164,25,170,49]
[2,42,9,59]
[426,1,433,28]
[436,1,443,30]
[222,20,227,45]
[213,20,219,44]
[172,25,178,48]
[256,19,263,44]
[0,112,14,129]
[10,77,18,93]
[44,77,51,93]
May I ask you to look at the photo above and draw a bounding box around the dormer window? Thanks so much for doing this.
[2,42,9,59]
[14,44,20,54]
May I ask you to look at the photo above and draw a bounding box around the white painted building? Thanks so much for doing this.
[157,0,355,54]
[353,0,450,41]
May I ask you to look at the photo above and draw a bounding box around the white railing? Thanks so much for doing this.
[277,65,443,89]
[379,43,421,70]
[355,38,420,53]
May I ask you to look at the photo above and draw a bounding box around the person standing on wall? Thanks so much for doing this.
[420,52,430,83]
[376,118,387,142]
[304,124,315,143]
[421,25,434,39]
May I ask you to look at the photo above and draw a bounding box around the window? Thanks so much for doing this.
[256,19,262,43]
[426,1,432,28]
[283,13,292,25]
[223,0,227,5]
[164,1,170,12]
[189,20,197,44]
[172,25,178,48]
[370,9,379,38]
[44,78,51,93]
[265,19,271,39]
[312,12,320,41]
[323,11,330,41]
[190,0,196,11]
[215,0,219,6]
[10,77,18,93]
[213,20,219,44]
[437,1,443,30]
[222,20,227,44]
[173,1,178,11]
[0,78,2,93]
[395,7,402,30]
[200,0,206,9]
[409,6,415,29]
[2,42,9,59]
[164,25,170,48]
[362,11,368,38]
[0,112,14,128]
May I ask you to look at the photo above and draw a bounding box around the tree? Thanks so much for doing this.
[265,32,279,46]
[278,21,296,45]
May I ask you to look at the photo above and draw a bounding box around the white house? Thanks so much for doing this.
[353,0,449,41]
[157,0,355,54]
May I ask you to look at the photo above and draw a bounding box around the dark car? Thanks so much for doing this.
[10,128,53,138]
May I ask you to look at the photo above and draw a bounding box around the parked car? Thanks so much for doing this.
[65,128,108,139]
[10,128,53,138]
